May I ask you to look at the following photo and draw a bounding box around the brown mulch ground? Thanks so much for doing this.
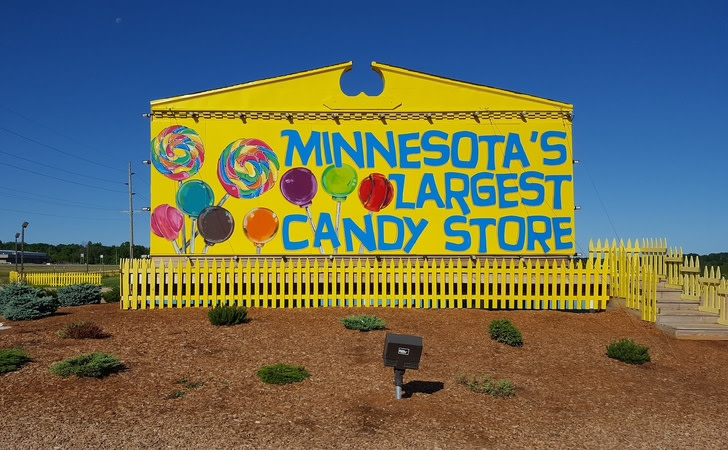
[2,303,728,449]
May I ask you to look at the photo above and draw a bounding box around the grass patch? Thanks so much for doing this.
[50,352,124,378]
[166,390,186,399]
[208,305,249,326]
[257,363,310,385]
[339,314,386,331]
[0,348,31,375]
[176,378,205,389]
[456,373,516,398]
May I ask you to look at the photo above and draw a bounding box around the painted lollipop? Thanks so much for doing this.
[197,206,235,254]
[176,179,215,254]
[151,125,205,181]
[217,138,279,205]
[358,173,394,253]
[243,207,280,254]
[321,164,358,253]
[150,204,184,254]
[280,167,323,254]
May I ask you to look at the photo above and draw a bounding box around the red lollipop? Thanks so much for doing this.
[358,173,394,212]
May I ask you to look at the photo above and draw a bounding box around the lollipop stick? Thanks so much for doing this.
[256,246,262,255]
[203,244,210,254]
[190,218,197,254]
[217,193,229,207]
[178,181,187,253]
[305,206,325,255]
[358,211,374,254]
[172,240,182,254]
[334,201,342,254]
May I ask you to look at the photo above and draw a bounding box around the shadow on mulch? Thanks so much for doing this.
[402,380,444,398]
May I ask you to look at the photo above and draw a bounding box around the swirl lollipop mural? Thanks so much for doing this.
[280,167,323,254]
[243,207,280,254]
[176,179,215,254]
[217,138,279,205]
[322,164,358,253]
[150,204,184,254]
[151,125,205,181]
[358,173,394,253]
[197,206,235,254]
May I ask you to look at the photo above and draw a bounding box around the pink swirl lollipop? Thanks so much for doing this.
[150,204,184,253]
[151,125,205,181]
[217,138,279,205]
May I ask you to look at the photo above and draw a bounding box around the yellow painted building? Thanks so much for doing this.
[148,62,574,257]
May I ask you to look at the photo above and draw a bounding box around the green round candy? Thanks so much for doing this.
[321,164,358,201]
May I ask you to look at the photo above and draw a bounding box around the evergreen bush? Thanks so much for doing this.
[102,287,121,303]
[208,305,249,326]
[0,348,31,375]
[257,363,310,385]
[58,321,108,339]
[340,314,387,331]
[606,338,651,365]
[57,284,102,307]
[488,318,523,347]
[50,352,124,378]
[0,283,59,321]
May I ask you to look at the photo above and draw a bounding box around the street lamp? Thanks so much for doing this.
[14,232,20,273]
[100,254,104,273]
[20,222,28,280]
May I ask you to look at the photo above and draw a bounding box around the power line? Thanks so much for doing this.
[0,125,126,173]
[0,149,123,185]
[0,187,122,211]
[0,207,129,222]
[3,160,127,193]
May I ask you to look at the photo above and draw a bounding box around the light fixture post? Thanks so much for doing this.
[14,232,20,273]
[127,161,135,260]
[20,222,28,281]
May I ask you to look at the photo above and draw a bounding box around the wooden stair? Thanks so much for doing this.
[607,283,728,340]
[656,284,728,340]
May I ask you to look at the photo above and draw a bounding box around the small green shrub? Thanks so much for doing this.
[456,373,516,398]
[57,284,102,307]
[58,321,108,339]
[257,363,310,385]
[0,283,59,320]
[0,348,31,375]
[606,338,651,365]
[50,352,124,378]
[208,305,249,326]
[488,318,523,347]
[102,287,121,303]
[340,314,387,331]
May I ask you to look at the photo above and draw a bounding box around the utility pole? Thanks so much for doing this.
[127,161,135,260]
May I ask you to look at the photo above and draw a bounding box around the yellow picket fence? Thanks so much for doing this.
[588,238,659,321]
[590,239,728,324]
[9,271,102,287]
[119,257,610,311]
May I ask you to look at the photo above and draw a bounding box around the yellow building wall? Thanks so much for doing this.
[148,62,574,256]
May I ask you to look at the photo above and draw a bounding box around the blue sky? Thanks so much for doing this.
[1,0,725,255]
